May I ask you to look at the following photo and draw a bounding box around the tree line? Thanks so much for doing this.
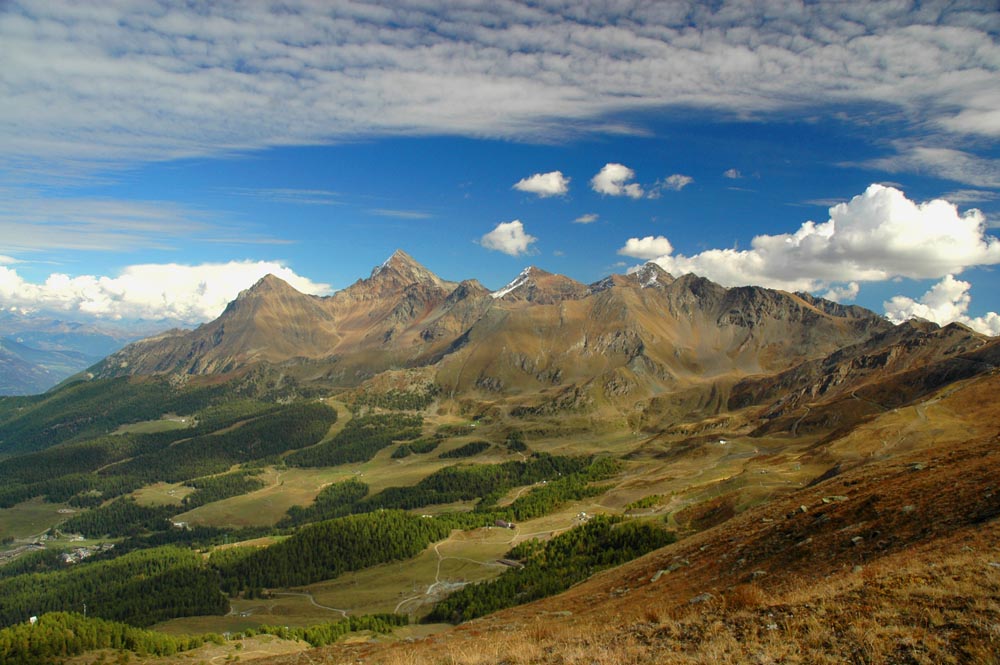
[285,412,422,467]
[427,515,676,623]
[0,612,223,664]
[0,546,228,628]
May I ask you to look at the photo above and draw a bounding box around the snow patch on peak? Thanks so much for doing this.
[631,262,666,288]
[491,267,534,299]
[371,251,400,277]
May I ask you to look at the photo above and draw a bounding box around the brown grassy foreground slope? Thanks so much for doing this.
[259,371,1000,665]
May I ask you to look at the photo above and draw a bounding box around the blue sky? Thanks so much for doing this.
[2,1,999,333]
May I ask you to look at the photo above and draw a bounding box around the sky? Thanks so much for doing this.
[2,1,1000,335]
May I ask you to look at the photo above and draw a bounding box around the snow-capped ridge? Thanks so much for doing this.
[491,267,536,299]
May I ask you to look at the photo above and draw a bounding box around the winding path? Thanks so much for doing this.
[270,591,349,618]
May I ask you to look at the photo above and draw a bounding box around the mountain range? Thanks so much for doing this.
[2,250,998,664]
[95,249,996,432]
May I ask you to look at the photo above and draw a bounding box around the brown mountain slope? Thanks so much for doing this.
[434,270,896,418]
[96,274,342,375]
[258,370,1000,665]
[96,252,986,428]
[94,250,463,380]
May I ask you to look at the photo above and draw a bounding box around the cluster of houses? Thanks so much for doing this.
[59,543,114,564]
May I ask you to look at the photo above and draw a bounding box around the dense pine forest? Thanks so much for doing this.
[0,376,674,660]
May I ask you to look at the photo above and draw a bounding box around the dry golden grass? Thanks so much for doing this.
[250,372,1000,665]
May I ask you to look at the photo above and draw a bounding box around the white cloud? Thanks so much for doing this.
[0,261,331,324]
[3,2,999,182]
[480,220,537,256]
[862,146,1000,189]
[940,190,1000,205]
[623,184,1000,292]
[0,191,287,254]
[885,275,1000,337]
[618,236,673,260]
[224,188,342,206]
[367,209,432,219]
[0,255,20,265]
[513,171,570,198]
[657,174,694,193]
[724,168,742,179]
[591,163,644,199]
[822,282,860,303]
[574,213,599,224]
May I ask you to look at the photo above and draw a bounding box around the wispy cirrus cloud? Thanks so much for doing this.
[4,1,999,183]
[859,146,1000,189]
[0,189,289,255]
[222,188,342,206]
[367,208,433,220]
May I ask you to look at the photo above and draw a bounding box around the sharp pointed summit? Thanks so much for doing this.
[348,249,457,300]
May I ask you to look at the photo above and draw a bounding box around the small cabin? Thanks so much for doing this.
[495,519,515,529]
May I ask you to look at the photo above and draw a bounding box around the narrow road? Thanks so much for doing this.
[270,591,348,618]
[394,535,513,613]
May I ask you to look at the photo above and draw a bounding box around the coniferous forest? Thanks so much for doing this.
[0,377,675,661]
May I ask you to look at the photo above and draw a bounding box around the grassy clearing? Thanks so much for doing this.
[172,439,534,529]
[112,415,194,436]
[130,481,194,507]
[0,496,71,542]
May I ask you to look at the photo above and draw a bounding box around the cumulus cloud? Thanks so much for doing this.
[823,282,860,303]
[480,220,537,256]
[620,184,1000,292]
[574,213,599,224]
[618,236,674,260]
[3,2,999,183]
[591,163,644,199]
[513,171,570,198]
[0,261,331,324]
[724,168,742,179]
[885,275,1000,337]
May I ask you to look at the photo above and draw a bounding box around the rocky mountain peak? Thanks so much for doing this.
[235,273,302,300]
[371,249,436,281]
[222,274,314,319]
[350,249,454,300]
[491,266,588,304]
[633,262,674,288]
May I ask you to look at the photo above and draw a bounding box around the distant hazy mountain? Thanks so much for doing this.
[0,312,163,395]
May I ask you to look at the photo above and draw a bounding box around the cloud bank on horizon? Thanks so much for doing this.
[0,261,331,324]
[619,185,1000,335]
